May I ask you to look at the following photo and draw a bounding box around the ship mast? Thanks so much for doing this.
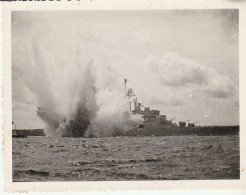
[12,121,17,130]
[124,79,135,112]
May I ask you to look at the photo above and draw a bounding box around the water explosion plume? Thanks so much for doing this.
[56,63,98,137]
[28,44,140,137]
[36,62,98,137]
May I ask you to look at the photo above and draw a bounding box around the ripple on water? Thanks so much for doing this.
[12,135,239,181]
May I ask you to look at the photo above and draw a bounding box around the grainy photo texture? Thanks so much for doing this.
[11,10,239,182]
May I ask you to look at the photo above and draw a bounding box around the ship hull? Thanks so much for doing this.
[125,126,239,137]
[12,135,28,138]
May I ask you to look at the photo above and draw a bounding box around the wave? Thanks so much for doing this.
[13,169,50,177]
[69,157,163,167]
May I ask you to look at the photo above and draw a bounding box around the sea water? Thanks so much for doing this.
[12,135,239,181]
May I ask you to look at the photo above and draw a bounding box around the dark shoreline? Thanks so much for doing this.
[12,125,239,138]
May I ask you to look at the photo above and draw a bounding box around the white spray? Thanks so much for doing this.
[28,44,140,137]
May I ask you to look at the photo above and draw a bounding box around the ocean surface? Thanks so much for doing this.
[12,135,239,181]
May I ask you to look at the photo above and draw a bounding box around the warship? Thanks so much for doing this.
[123,79,239,137]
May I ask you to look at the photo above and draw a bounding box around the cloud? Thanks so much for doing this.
[148,94,183,107]
[204,74,235,98]
[11,11,239,127]
[143,53,235,99]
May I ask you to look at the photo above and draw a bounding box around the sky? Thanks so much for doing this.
[12,10,239,129]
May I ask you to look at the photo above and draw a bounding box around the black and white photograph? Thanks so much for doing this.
[10,9,240,182]
[3,0,246,191]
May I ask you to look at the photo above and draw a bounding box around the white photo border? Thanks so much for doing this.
[2,0,246,192]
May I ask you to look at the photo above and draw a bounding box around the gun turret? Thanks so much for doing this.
[188,121,199,127]
[179,120,190,127]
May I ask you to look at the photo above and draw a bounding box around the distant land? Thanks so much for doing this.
[12,129,45,137]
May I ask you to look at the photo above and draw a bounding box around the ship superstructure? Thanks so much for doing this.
[124,79,186,128]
